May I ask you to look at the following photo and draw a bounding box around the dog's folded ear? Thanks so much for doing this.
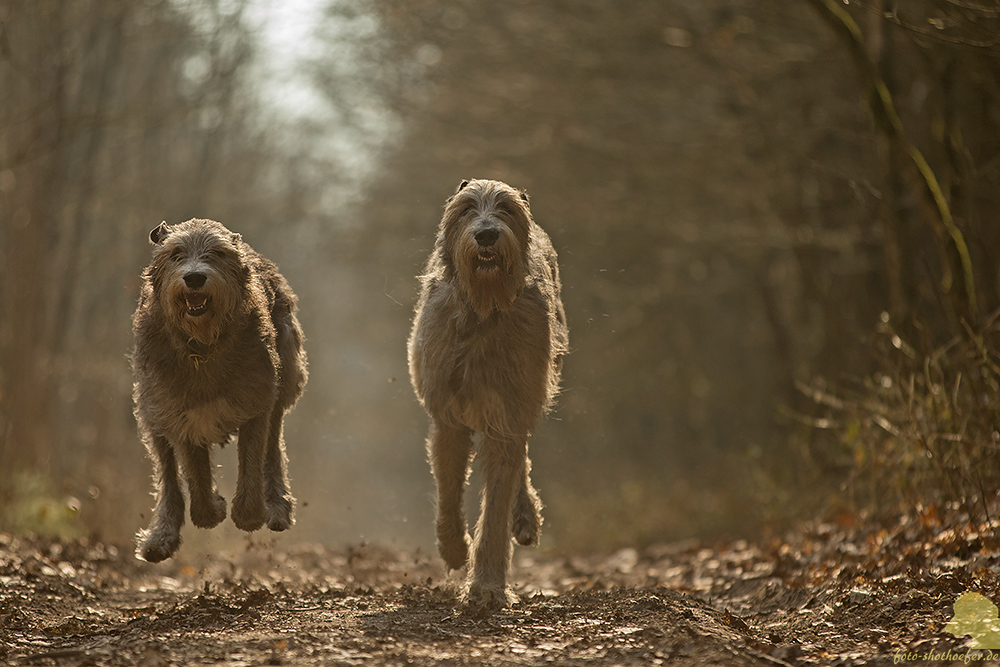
[149,221,170,245]
[445,180,471,206]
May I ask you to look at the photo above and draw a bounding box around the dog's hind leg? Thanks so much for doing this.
[467,436,524,610]
[511,453,542,546]
[137,434,186,562]
[232,411,268,531]
[178,441,226,529]
[263,407,294,532]
[428,419,474,570]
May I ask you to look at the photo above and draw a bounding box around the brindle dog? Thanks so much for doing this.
[132,219,307,563]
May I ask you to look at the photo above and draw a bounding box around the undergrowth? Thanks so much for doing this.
[0,472,83,538]
[803,309,1000,526]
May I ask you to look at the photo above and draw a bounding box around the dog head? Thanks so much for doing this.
[146,219,246,346]
[438,179,532,318]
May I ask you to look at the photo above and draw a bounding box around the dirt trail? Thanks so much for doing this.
[0,515,994,666]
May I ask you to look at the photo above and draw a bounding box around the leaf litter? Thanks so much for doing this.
[1,508,997,666]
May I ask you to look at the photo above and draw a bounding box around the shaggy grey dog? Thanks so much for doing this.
[408,179,568,610]
[132,219,307,563]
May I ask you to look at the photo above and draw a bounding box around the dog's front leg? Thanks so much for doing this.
[137,434,186,562]
[428,419,474,570]
[232,411,269,531]
[263,406,294,531]
[467,435,525,609]
[178,441,226,528]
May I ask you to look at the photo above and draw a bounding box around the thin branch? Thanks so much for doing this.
[805,0,979,321]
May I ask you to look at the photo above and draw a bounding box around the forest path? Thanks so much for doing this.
[0,516,991,666]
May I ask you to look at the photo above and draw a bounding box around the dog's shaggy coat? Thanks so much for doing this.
[408,179,568,609]
[132,219,307,563]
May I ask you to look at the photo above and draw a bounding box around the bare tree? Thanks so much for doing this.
[0,0,274,535]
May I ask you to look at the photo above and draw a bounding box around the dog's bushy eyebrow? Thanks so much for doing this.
[448,193,486,218]
[173,232,234,259]
[149,239,185,265]
[495,194,521,211]
[204,238,235,254]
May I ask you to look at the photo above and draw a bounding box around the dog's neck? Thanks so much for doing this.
[456,276,521,320]
[186,337,218,370]
[463,292,517,321]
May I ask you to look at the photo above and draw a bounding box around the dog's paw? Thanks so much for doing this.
[266,497,294,532]
[437,533,470,571]
[231,494,266,532]
[136,528,181,563]
[464,582,516,615]
[511,506,541,547]
[190,493,227,528]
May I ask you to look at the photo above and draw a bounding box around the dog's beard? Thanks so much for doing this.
[179,290,218,345]
[163,280,233,346]
[453,231,525,319]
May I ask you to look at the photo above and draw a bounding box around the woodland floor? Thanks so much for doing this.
[2,510,999,666]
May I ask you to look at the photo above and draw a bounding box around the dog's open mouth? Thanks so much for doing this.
[184,293,210,317]
[475,249,500,271]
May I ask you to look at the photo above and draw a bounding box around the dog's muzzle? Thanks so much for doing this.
[473,227,502,270]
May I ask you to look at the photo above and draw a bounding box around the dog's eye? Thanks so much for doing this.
[499,200,521,217]
[169,248,185,262]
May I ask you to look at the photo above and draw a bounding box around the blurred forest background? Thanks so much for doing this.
[2,0,1000,553]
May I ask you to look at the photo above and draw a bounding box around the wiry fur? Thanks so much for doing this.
[132,219,307,563]
[408,180,568,611]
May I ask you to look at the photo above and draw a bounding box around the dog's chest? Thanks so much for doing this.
[146,359,275,445]
[172,398,243,445]
[444,315,545,422]
[451,318,512,379]
[443,339,504,433]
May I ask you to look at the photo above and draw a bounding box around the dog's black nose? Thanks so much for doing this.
[475,228,500,247]
[183,272,207,289]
